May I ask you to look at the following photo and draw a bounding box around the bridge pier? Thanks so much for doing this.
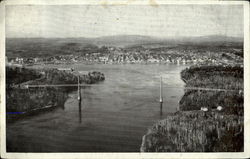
[160,76,163,116]
[78,75,82,123]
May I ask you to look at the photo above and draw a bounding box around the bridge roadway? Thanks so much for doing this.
[24,84,243,92]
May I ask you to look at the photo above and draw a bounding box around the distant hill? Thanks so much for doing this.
[6,38,99,58]
[6,35,243,58]
[92,35,243,47]
[92,35,161,47]
[180,35,243,45]
[124,35,243,48]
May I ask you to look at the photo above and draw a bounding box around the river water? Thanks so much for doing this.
[7,64,188,152]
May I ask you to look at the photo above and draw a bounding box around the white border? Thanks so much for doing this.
[0,0,249,158]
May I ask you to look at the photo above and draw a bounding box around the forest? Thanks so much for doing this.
[141,64,244,152]
[180,65,243,115]
[6,66,105,122]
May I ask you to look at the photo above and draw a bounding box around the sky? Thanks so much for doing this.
[5,5,244,38]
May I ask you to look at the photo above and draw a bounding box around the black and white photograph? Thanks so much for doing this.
[1,0,249,158]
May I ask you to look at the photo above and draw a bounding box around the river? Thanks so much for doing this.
[7,64,188,152]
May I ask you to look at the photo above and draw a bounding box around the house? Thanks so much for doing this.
[57,68,74,72]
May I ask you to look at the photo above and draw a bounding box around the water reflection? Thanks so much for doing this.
[78,88,82,123]
[160,102,163,116]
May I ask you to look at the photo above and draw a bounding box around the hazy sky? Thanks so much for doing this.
[6,5,243,38]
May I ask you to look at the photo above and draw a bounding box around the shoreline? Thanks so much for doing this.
[6,63,243,151]
[140,64,244,152]
[6,66,105,122]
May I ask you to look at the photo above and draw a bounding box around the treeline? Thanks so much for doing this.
[179,65,243,114]
[181,65,243,89]
[7,67,105,91]
[6,66,42,87]
[37,68,105,85]
[28,68,105,92]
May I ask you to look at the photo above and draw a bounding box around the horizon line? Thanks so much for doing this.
[5,34,244,39]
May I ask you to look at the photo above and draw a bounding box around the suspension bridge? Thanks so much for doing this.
[18,75,243,122]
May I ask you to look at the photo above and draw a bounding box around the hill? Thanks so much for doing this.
[6,35,243,58]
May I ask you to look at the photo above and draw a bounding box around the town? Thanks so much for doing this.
[6,45,243,66]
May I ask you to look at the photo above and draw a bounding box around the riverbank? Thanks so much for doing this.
[7,63,187,152]
[6,66,105,122]
[140,64,244,152]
